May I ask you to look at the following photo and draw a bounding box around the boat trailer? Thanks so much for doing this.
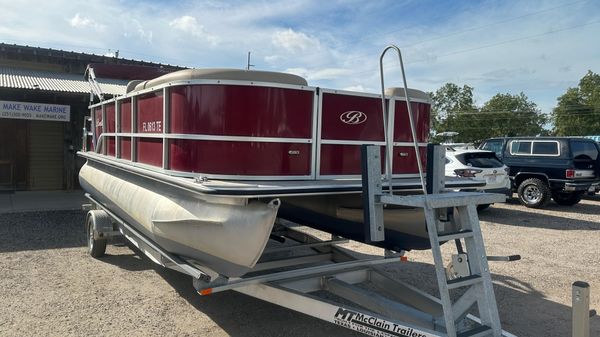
[83,144,517,337]
[84,191,515,337]
[82,46,520,337]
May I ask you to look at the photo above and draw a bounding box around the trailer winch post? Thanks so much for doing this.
[572,281,591,337]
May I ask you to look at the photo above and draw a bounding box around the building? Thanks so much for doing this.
[0,43,184,191]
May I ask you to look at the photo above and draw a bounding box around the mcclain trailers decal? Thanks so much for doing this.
[333,307,438,337]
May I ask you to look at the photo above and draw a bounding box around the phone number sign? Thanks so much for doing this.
[1,100,70,122]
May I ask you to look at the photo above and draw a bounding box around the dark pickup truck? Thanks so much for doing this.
[479,137,600,208]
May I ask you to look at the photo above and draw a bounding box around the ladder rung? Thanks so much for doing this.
[447,274,482,289]
[438,230,473,241]
[457,325,492,337]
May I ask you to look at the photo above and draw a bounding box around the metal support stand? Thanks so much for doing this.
[363,144,507,337]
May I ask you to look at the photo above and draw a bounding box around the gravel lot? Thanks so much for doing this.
[0,196,598,337]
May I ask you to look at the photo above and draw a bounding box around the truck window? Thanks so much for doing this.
[510,141,531,155]
[481,140,503,157]
[532,141,559,155]
[571,141,599,160]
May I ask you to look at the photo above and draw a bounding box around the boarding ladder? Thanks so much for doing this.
[370,45,505,337]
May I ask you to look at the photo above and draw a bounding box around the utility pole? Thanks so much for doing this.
[246,51,255,70]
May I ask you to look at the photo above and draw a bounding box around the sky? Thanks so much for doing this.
[1,0,599,117]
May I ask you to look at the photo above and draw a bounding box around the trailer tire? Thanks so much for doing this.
[86,210,108,258]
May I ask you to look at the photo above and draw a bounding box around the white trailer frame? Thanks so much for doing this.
[84,189,516,337]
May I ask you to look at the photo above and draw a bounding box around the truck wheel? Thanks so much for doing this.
[517,178,550,208]
[552,192,583,206]
[86,211,108,258]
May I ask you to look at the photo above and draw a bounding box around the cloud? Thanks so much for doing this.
[342,85,367,92]
[272,28,320,53]
[264,55,282,64]
[68,13,105,32]
[169,16,219,46]
[122,19,154,44]
[308,68,352,81]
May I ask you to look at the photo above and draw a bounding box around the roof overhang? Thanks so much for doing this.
[0,66,127,96]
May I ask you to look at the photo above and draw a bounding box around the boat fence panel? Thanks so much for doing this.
[86,78,431,181]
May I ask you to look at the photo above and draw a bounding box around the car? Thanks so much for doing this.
[445,148,511,209]
[479,137,600,208]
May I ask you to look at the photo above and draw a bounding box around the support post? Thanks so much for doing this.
[426,144,445,195]
[361,145,384,242]
[572,281,590,337]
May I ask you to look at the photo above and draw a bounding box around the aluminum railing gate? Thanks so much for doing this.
[362,144,506,337]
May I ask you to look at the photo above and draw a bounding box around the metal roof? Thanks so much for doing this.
[0,66,127,95]
[1,43,186,70]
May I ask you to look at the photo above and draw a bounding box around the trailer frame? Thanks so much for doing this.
[84,189,516,337]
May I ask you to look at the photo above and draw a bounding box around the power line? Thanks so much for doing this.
[436,106,599,115]
[344,18,600,80]
[299,0,590,70]
[428,20,600,60]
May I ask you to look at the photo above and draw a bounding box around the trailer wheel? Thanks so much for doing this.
[86,210,108,258]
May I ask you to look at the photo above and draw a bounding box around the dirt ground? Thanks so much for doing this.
[0,196,598,337]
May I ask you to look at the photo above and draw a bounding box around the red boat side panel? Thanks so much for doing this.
[120,99,132,132]
[320,145,384,175]
[320,93,384,141]
[137,92,163,133]
[169,140,311,176]
[105,104,115,133]
[119,137,131,160]
[392,146,427,174]
[107,137,116,156]
[320,144,427,175]
[169,85,313,138]
[136,138,162,167]
[393,101,430,142]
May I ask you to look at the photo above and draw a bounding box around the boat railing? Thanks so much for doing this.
[379,45,426,195]
[84,66,430,181]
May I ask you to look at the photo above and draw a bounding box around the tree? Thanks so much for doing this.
[429,83,478,143]
[553,71,600,136]
[429,83,545,143]
[478,92,546,139]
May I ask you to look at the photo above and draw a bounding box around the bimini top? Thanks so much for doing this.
[128,68,308,93]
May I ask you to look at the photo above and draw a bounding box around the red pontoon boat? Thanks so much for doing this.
[79,68,478,277]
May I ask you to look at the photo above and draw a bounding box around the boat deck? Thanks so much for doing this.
[80,151,484,197]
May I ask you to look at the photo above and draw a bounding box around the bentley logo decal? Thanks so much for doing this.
[340,110,367,125]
